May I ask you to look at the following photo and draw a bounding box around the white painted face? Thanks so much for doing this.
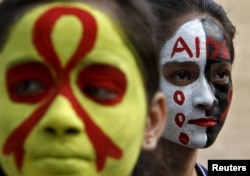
[160,19,232,148]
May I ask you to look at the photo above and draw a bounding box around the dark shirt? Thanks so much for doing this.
[195,163,208,176]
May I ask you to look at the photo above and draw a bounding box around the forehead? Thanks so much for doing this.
[161,18,231,66]
[2,2,135,68]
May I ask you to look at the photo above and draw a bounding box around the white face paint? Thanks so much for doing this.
[160,19,218,148]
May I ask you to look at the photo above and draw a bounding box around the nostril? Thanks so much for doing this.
[43,127,80,136]
[213,99,219,106]
[196,103,213,110]
[65,128,80,135]
[197,104,206,110]
[45,127,56,135]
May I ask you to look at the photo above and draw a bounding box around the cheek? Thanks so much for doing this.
[0,88,37,149]
[161,79,192,112]
[218,86,233,121]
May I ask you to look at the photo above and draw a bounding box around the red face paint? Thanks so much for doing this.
[171,37,193,58]
[173,90,185,106]
[77,64,127,106]
[175,113,186,128]
[7,62,54,104]
[3,6,124,172]
[179,133,189,145]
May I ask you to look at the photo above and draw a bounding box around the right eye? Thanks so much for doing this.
[14,79,45,96]
[166,70,192,86]
[173,70,191,80]
[162,62,200,86]
[7,62,54,104]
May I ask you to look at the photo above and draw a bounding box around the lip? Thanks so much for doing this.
[34,153,90,162]
[32,155,88,174]
[188,117,218,127]
[32,149,92,163]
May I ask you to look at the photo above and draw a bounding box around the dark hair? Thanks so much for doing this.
[0,0,160,104]
[149,0,236,62]
[133,0,236,175]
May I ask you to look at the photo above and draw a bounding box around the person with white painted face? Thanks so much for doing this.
[133,0,236,176]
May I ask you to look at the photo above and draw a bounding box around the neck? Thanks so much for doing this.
[159,138,198,176]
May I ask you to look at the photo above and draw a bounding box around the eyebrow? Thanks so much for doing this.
[210,61,232,67]
[163,61,199,69]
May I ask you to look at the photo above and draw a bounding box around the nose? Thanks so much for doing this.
[38,95,84,138]
[193,77,218,110]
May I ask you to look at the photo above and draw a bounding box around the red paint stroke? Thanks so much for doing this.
[206,37,230,60]
[175,113,186,128]
[3,6,123,172]
[77,64,127,105]
[220,40,230,59]
[173,90,185,106]
[171,37,193,58]
[206,37,220,59]
[195,37,200,58]
[7,62,54,104]
[179,132,189,145]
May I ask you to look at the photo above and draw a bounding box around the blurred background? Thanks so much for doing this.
[198,0,250,166]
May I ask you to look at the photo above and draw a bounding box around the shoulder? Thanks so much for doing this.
[195,163,208,176]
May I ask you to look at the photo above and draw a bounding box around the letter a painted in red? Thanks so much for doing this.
[171,37,193,58]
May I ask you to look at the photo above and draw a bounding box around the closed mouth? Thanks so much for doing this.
[32,150,91,162]
[188,117,218,127]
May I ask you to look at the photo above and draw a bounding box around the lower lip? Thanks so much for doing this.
[33,157,87,174]
[188,118,218,127]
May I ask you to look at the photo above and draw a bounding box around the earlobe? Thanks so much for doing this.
[142,92,167,151]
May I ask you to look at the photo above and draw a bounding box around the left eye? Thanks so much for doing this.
[83,85,118,101]
[211,70,230,85]
[77,64,127,106]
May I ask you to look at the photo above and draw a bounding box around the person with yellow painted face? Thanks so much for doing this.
[0,0,167,176]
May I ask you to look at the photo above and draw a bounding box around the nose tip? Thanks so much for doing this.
[39,96,83,138]
[196,99,219,110]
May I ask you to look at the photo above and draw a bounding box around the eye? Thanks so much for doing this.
[167,70,192,86]
[174,71,191,80]
[83,84,119,101]
[162,61,200,86]
[14,78,45,96]
[210,62,232,85]
[211,70,231,85]
[7,62,54,104]
[77,64,127,106]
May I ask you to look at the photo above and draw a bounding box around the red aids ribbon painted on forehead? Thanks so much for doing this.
[3,6,122,172]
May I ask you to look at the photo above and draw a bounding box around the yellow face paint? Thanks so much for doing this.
[0,2,147,176]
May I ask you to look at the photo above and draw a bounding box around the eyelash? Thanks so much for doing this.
[173,71,191,80]
[7,62,54,104]
[211,69,230,85]
[7,63,127,105]
[76,64,127,106]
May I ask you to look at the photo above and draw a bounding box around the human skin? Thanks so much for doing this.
[160,17,233,148]
[0,2,148,176]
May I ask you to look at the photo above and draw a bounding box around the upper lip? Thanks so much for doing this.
[188,117,218,127]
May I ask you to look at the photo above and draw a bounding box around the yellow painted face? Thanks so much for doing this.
[0,2,147,176]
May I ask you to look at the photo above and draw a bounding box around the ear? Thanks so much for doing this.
[142,92,167,151]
